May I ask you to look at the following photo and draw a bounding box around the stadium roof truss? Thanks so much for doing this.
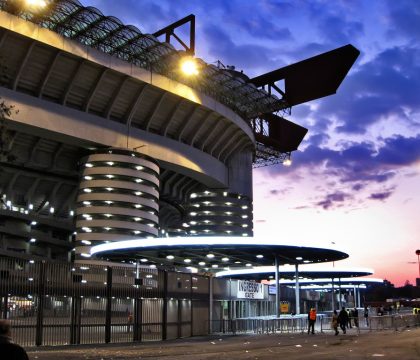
[0,0,359,167]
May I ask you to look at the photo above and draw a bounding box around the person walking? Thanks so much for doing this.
[338,306,349,334]
[364,306,369,326]
[307,307,317,334]
[353,307,359,328]
[0,319,29,360]
[331,309,339,335]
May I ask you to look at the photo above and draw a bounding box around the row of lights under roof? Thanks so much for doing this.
[189,202,249,209]
[83,175,145,185]
[190,192,244,199]
[189,211,249,218]
[2,197,74,217]
[85,162,145,171]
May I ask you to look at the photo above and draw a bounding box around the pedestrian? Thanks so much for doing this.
[0,319,29,360]
[338,306,349,334]
[307,307,316,334]
[127,312,133,333]
[353,307,359,327]
[364,306,369,326]
[347,308,352,328]
[331,309,339,336]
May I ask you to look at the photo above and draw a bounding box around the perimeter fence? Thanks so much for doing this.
[0,256,210,346]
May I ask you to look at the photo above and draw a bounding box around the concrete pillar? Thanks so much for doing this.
[75,148,159,259]
[275,255,280,317]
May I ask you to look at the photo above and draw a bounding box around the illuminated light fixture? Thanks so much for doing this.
[206,253,215,259]
[190,212,197,216]
[83,201,91,205]
[82,214,91,218]
[29,238,36,243]
[135,191,143,196]
[203,229,210,233]
[184,258,192,263]
[303,260,311,263]
[204,220,210,224]
[133,230,141,234]
[81,240,91,245]
[25,0,47,8]
[234,261,241,264]
[133,217,141,222]
[85,163,93,168]
[140,258,148,262]
[81,279,88,284]
[30,221,37,226]
[225,211,232,215]
[134,204,142,208]
[182,223,190,228]
[222,257,229,262]
[80,253,91,258]
[212,264,218,268]
[223,192,227,196]
[135,166,144,170]
[84,188,92,193]
[198,262,206,266]
[225,202,232,206]
[106,162,114,166]
[70,210,74,216]
[241,205,248,209]
[226,230,232,234]
[296,257,303,261]
[256,254,264,259]
[242,233,248,236]
[225,221,232,224]
[242,224,248,228]
[190,221,197,225]
[193,204,200,208]
[246,263,252,267]
[241,215,248,219]
[190,193,197,198]
[106,175,114,178]
[190,230,197,234]
[135,179,143,183]
[82,227,92,232]
[150,264,156,269]
[283,153,292,167]
[105,201,113,204]
[28,204,33,210]
[180,56,199,76]
[104,214,112,218]
[147,223,155,227]
[106,187,114,191]
[166,255,174,260]
[28,278,34,282]
[29,260,35,264]
[104,227,111,230]
[84,176,93,180]
[6,200,11,207]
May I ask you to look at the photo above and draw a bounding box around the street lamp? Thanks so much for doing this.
[416,249,420,278]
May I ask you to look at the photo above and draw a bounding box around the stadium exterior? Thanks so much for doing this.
[0,0,363,346]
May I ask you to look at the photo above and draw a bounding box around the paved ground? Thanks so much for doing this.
[27,327,420,360]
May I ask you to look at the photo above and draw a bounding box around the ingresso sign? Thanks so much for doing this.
[237,280,264,299]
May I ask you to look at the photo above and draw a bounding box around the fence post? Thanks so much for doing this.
[35,261,46,346]
[105,266,112,343]
[162,270,168,340]
[133,298,142,342]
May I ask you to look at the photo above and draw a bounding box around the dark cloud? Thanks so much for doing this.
[368,190,394,201]
[202,24,278,70]
[318,46,420,134]
[386,0,420,43]
[314,191,352,210]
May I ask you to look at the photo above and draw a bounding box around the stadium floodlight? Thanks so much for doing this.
[180,56,199,76]
[25,0,47,8]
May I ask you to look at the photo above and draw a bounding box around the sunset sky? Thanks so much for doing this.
[82,0,420,286]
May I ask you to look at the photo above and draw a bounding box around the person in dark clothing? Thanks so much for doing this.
[364,306,369,326]
[0,319,29,360]
[307,307,316,334]
[338,306,349,334]
[353,307,359,327]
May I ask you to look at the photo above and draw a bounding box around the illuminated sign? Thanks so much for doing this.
[237,280,264,299]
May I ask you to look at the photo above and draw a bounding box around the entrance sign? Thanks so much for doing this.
[237,280,264,299]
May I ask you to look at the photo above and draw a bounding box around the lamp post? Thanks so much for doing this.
[416,249,420,278]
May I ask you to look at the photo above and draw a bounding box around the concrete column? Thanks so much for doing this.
[331,278,335,311]
[338,278,342,309]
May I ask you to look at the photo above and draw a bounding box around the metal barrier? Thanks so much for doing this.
[211,314,420,336]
